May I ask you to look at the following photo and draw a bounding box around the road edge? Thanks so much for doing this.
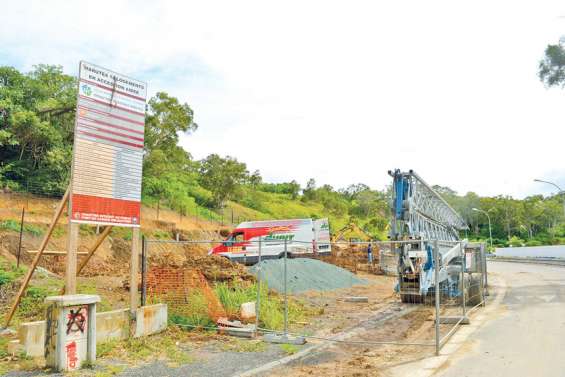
[384,274,507,377]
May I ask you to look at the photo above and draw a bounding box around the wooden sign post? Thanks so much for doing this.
[4,61,147,328]
[66,222,79,295]
[67,61,147,317]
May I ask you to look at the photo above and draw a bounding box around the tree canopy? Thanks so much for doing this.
[539,42,565,87]
[1,64,564,246]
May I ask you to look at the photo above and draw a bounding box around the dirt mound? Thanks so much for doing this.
[110,237,131,261]
[148,248,186,268]
[182,255,254,283]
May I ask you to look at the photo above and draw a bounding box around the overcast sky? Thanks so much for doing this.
[2,1,565,198]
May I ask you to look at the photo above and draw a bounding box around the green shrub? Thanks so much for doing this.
[0,258,25,286]
[0,219,20,232]
[525,239,543,247]
[508,236,525,247]
[0,270,16,286]
[214,282,256,316]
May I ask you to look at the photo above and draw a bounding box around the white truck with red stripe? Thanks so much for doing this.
[209,218,331,264]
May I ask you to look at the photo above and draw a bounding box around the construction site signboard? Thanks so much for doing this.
[70,61,147,226]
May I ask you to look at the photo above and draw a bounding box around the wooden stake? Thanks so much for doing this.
[130,227,141,315]
[4,187,70,328]
[60,225,112,295]
[65,222,79,295]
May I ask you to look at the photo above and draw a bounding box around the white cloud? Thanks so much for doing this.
[2,0,565,198]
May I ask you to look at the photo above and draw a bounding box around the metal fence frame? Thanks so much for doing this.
[142,238,487,355]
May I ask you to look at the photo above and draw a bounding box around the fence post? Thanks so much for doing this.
[434,239,440,356]
[284,239,288,337]
[16,207,25,269]
[482,243,489,297]
[141,235,147,307]
[255,239,262,336]
[461,241,466,318]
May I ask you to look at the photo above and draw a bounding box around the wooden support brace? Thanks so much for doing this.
[27,250,88,255]
[4,187,70,328]
[60,225,113,295]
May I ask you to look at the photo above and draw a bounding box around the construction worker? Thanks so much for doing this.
[367,242,373,264]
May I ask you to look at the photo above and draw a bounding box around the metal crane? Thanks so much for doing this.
[388,169,483,304]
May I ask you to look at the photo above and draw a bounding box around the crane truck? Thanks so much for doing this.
[389,169,486,304]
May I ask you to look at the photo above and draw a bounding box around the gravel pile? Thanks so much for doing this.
[248,258,367,293]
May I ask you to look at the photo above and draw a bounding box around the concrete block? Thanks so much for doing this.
[134,304,167,338]
[96,309,129,343]
[18,304,169,358]
[218,326,256,338]
[240,302,256,320]
[18,320,46,358]
[263,333,306,345]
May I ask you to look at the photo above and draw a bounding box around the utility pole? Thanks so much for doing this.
[534,179,565,218]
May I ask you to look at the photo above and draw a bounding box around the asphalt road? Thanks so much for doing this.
[437,261,565,377]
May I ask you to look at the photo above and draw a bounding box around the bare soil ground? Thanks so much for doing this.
[0,192,228,233]
[0,193,457,376]
[268,304,437,377]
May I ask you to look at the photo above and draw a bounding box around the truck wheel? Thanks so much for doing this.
[400,293,423,304]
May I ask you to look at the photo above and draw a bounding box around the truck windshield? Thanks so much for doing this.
[223,232,244,246]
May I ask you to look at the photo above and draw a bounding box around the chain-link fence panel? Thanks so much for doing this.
[140,238,491,357]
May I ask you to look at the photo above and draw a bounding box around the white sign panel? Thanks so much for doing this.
[70,61,147,226]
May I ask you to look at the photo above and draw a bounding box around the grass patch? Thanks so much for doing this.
[0,219,43,236]
[51,225,65,238]
[12,277,63,323]
[0,263,25,286]
[17,286,49,319]
[0,337,9,359]
[214,281,256,316]
[279,343,300,355]
[214,281,314,331]
[152,229,172,240]
[96,329,194,366]
[97,339,119,358]
[166,288,217,330]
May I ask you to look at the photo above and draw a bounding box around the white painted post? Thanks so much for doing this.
[255,239,262,336]
[87,301,97,363]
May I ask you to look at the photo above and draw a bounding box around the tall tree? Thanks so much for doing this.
[144,92,198,153]
[539,42,565,87]
[199,154,249,207]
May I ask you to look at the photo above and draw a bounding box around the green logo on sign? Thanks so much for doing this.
[81,84,92,96]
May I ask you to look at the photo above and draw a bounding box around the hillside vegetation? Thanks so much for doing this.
[1,65,564,247]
